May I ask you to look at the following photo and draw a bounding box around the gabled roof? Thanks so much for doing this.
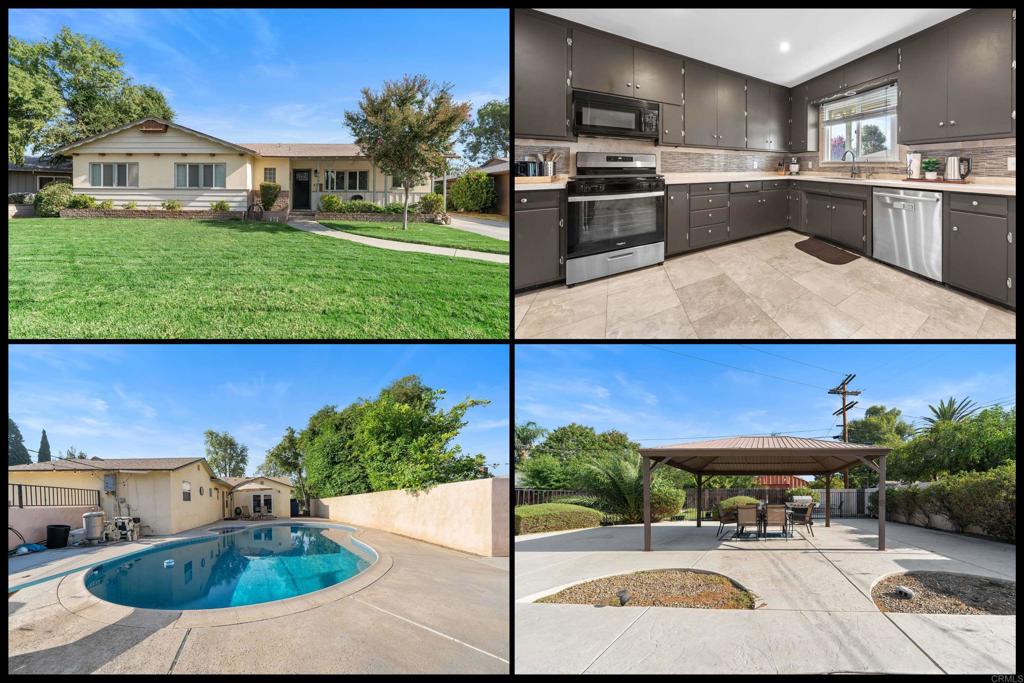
[240,143,364,158]
[52,118,257,156]
[9,457,205,472]
[9,156,72,173]
[220,475,294,489]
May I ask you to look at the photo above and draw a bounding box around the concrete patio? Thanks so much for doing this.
[515,518,1015,674]
[9,518,508,674]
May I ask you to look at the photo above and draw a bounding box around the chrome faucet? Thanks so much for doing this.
[841,150,860,178]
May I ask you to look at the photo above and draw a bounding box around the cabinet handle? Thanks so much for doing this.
[559,256,565,265]
[972,200,979,206]
[952,225,958,232]
[949,120,956,126]
[708,229,712,234]
[665,129,669,134]
[669,196,674,200]
[520,198,528,204]
[627,82,632,87]
[708,213,713,217]
[708,187,713,191]
[938,121,944,127]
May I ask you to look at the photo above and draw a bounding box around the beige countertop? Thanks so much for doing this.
[516,172,1016,196]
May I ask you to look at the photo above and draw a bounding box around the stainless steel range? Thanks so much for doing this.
[566,152,665,286]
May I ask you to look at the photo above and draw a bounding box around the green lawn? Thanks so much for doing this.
[319,220,509,254]
[8,219,509,339]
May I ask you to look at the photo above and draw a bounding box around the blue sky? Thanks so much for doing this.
[9,344,510,476]
[9,8,508,148]
[516,344,1016,445]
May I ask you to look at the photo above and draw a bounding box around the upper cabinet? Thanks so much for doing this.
[682,60,719,147]
[899,8,1014,144]
[514,12,571,139]
[789,84,817,153]
[747,82,788,150]
[715,71,747,148]
[570,28,635,97]
[634,47,683,104]
[843,46,899,89]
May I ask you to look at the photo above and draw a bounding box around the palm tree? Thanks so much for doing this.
[580,450,644,522]
[922,396,979,429]
[514,422,547,464]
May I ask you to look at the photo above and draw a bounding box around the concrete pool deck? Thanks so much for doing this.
[9,518,509,674]
[515,518,1015,674]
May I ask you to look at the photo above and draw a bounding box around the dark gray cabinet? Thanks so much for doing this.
[900,9,1014,143]
[514,191,564,290]
[514,11,571,139]
[788,185,802,228]
[763,188,789,230]
[806,72,836,101]
[804,191,831,239]
[683,61,719,147]
[570,28,634,97]
[635,47,682,104]
[716,72,747,147]
[830,196,868,251]
[746,81,771,150]
[946,210,1009,303]
[769,87,789,151]
[843,46,899,89]
[660,103,684,146]
[789,84,815,153]
[665,185,690,255]
[730,191,761,239]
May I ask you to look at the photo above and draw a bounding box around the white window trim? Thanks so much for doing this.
[88,162,139,188]
[36,175,70,190]
[182,480,192,502]
[818,84,900,165]
[174,162,227,189]
[264,167,276,183]
[324,169,369,192]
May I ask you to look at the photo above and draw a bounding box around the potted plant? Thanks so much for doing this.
[921,157,941,180]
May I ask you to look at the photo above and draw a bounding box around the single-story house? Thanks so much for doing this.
[51,117,434,213]
[8,457,293,536]
[439,157,510,216]
[754,474,811,489]
[8,156,72,194]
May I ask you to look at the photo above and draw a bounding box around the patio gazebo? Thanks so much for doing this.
[639,436,892,550]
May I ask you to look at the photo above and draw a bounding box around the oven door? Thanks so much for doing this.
[567,189,665,259]
[573,92,659,139]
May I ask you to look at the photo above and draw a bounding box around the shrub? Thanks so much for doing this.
[319,194,343,212]
[259,182,281,211]
[551,495,603,510]
[161,199,182,211]
[716,496,760,519]
[9,192,29,204]
[383,202,407,214]
[578,451,684,524]
[344,200,383,213]
[98,200,114,210]
[66,194,97,209]
[124,201,137,210]
[34,182,75,216]
[209,200,230,212]
[514,503,603,535]
[785,487,820,502]
[417,192,444,214]
[449,170,495,212]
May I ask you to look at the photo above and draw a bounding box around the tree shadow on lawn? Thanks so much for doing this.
[185,220,300,235]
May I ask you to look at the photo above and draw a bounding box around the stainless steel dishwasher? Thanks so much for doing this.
[872,188,943,282]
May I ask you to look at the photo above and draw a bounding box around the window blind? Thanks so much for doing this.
[822,84,897,125]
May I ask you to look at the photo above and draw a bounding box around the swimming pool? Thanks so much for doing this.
[84,524,375,610]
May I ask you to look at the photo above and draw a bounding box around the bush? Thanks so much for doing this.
[8,192,32,205]
[67,194,97,209]
[259,182,281,211]
[34,182,75,216]
[514,503,603,535]
[551,495,603,510]
[383,202,406,214]
[98,200,114,210]
[449,171,495,212]
[124,201,137,210]
[161,199,182,211]
[417,192,444,214]
[716,496,760,519]
[209,200,230,211]
[319,194,343,212]
[785,487,820,502]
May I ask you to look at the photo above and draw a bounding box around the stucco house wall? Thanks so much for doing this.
[227,477,293,519]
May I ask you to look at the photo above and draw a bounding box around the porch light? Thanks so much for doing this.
[313,169,319,179]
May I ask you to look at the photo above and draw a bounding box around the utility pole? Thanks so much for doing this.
[829,373,861,488]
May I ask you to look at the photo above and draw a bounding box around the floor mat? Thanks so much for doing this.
[794,237,860,265]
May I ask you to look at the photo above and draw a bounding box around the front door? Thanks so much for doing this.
[292,169,311,210]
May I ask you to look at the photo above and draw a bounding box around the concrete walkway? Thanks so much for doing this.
[447,215,509,240]
[9,519,508,674]
[287,219,509,264]
[515,519,1015,674]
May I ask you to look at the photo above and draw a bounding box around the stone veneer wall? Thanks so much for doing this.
[314,212,435,222]
[793,138,1015,179]
[60,209,243,219]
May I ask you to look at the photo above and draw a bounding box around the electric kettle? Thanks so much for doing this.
[945,156,971,181]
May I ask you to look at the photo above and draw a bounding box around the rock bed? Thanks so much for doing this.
[536,569,755,609]
[872,571,1015,615]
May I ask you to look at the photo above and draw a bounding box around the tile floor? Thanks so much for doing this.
[514,230,1016,339]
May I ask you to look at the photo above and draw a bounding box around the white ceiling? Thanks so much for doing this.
[538,8,968,87]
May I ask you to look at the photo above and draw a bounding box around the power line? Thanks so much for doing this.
[739,344,847,377]
[634,427,837,441]
[644,345,831,391]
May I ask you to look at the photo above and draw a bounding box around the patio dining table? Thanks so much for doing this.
[748,503,796,538]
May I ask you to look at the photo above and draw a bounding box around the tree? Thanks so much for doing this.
[890,406,1015,482]
[922,396,979,429]
[844,405,916,487]
[203,430,248,477]
[63,446,87,459]
[8,417,31,466]
[859,124,887,155]
[344,74,470,230]
[262,427,308,513]
[37,430,52,463]
[831,134,846,160]
[809,473,844,489]
[578,450,684,523]
[302,403,372,497]
[8,27,174,160]
[514,421,547,464]
[8,60,62,164]
[518,423,639,490]
[457,98,509,164]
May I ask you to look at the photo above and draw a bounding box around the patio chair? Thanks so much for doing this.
[793,503,815,537]
[734,505,760,540]
[764,505,788,540]
[716,507,738,538]
[240,505,252,520]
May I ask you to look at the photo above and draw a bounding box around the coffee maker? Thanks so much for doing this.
[945,156,972,181]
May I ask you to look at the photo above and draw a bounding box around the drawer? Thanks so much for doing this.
[948,193,1008,217]
[730,181,762,193]
[690,193,729,211]
[515,190,561,211]
[690,182,730,196]
[690,223,729,248]
[829,183,871,200]
[690,206,729,227]
[763,178,790,190]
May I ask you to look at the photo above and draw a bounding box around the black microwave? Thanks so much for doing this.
[572,91,660,140]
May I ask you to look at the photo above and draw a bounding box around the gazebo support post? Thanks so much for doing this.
[878,455,886,551]
[695,473,702,528]
[643,455,652,552]
[825,472,831,528]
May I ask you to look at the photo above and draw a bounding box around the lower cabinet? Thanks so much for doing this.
[763,188,789,231]
[665,184,690,255]
[945,208,1011,304]
[788,186,802,228]
[830,196,868,251]
[514,191,564,290]
[804,191,832,239]
[691,223,729,248]
[729,191,761,240]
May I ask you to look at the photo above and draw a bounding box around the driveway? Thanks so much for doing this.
[515,519,1015,674]
[448,215,509,240]
[9,519,508,674]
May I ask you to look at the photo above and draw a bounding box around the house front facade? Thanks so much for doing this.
[53,118,433,213]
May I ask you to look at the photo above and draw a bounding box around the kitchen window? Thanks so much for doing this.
[263,167,276,182]
[821,84,898,163]
[89,162,139,187]
[174,163,227,188]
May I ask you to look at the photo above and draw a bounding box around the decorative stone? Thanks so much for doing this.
[895,585,916,599]
[616,589,631,605]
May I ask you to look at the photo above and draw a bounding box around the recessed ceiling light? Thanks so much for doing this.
[779,41,791,53]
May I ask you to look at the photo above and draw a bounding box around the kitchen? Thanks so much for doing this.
[513,8,1016,339]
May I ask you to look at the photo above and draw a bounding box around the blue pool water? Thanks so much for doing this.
[85,524,373,610]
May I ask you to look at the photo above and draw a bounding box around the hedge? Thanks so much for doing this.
[716,496,759,519]
[785,487,820,502]
[33,182,75,217]
[514,503,603,535]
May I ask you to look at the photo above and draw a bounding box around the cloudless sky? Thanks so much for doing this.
[9,344,510,476]
[516,344,1016,448]
[9,8,509,149]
